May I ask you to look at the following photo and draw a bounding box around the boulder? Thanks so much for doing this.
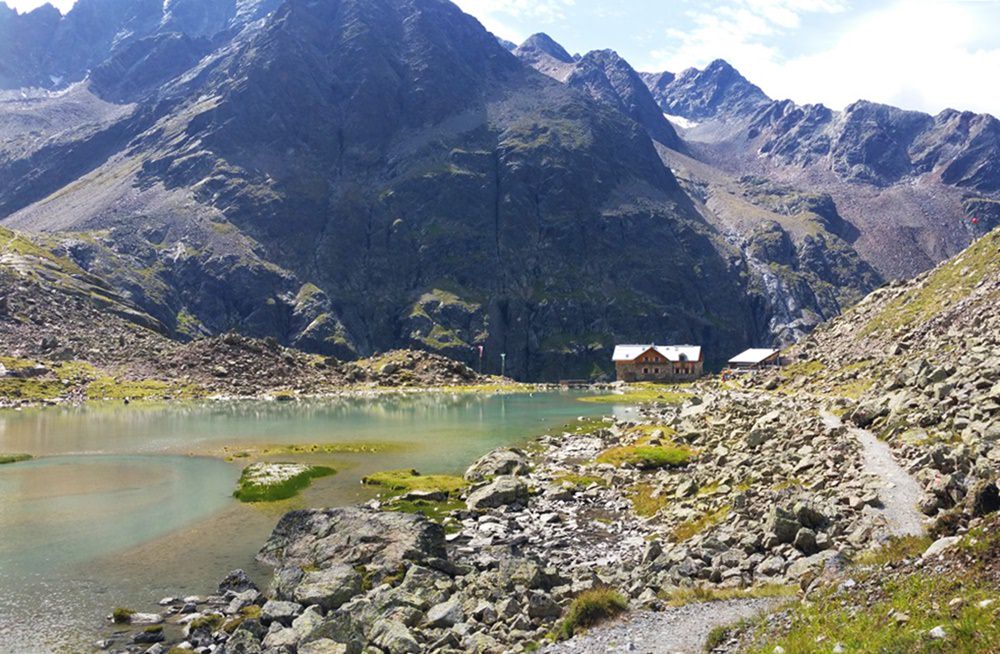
[764,507,800,544]
[794,527,819,554]
[466,476,530,511]
[299,639,350,654]
[526,591,561,619]
[464,448,530,482]
[370,619,420,654]
[793,501,827,529]
[261,600,303,626]
[966,480,1000,517]
[293,564,364,610]
[424,598,463,629]
[219,569,259,595]
[217,628,263,654]
[258,508,445,588]
[922,536,961,559]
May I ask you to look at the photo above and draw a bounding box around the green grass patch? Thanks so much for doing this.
[0,378,66,402]
[672,505,731,542]
[744,571,1000,653]
[188,614,224,631]
[363,469,468,525]
[596,444,694,470]
[555,588,629,640]
[111,607,134,624]
[0,454,32,465]
[255,441,413,456]
[579,382,694,405]
[854,535,934,566]
[628,483,668,517]
[661,583,796,607]
[361,469,467,496]
[862,228,1000,336]
[384,497,465,525]
[233,464,336,503]
[85,377,204,401]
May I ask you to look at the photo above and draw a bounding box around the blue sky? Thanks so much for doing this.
[8,0,1000,115]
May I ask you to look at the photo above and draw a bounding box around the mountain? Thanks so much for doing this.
[0,0,986,379]
[513,35,879,344]
[0,0,281,90]
[515,35,682,150]
[0,0,774,380]
[641,60,1000,279]
[641,59,770,122]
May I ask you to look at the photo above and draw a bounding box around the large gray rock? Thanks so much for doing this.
[370,618,420,654]
[217,628,263,654]
[219,569,259,595]
[466,476,530,511]
[464,448,530,482]
[299,639,350,654]
[258,508,445,593]
[764,507,799,544]
[424,598,463,629]
[293,564,364,610]
[526,590,562,619]
[261,600,303,626]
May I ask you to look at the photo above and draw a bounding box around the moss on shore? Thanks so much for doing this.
[233,463,336,502]
[579,382,693,405]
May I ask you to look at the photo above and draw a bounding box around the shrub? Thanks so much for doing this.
[555,588,628,640]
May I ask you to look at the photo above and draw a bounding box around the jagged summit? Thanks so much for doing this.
[646,58,771,121]
[517,32,574,63]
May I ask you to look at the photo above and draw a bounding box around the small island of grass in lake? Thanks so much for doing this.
[233,462,336,502]
[0,453,32,465]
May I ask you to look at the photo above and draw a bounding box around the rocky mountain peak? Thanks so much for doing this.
[566,49,683,149]
[644,58,771,121]
[517,32,574,63]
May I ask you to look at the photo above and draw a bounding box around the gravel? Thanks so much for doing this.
[542,599,777,654]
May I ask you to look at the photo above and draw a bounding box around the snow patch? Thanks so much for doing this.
[664,113,699,129]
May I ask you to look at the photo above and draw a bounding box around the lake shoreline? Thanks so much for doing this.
[0,391,616,653]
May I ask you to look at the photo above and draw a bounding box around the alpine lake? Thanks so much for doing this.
[0,391,629,652]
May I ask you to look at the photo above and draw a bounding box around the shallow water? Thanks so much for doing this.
[0,392,611,652]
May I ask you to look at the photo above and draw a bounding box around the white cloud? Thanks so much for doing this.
[646,0,1000,116]
[452,0,576,43]
[5,0,76,14]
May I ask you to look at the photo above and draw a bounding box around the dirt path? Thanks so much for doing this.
[821,411,925,538]
[542,599,776,654]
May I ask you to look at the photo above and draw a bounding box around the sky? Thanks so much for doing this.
[454,0,1000,116]
[6,0,1000,115]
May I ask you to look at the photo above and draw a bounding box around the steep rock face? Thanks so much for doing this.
[665,156,881,346]
[566,50,682,149]
[515,35,682,149]
[642,60,1000,279]
[1,0,760,379]
[0,0,278,91]
[645,59,770,121]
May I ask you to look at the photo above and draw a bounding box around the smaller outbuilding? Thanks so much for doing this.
[728,348,782,370]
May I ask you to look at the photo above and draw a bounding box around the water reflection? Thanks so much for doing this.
[0,392,607,653]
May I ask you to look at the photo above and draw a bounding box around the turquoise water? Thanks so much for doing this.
[0,392,610,652]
